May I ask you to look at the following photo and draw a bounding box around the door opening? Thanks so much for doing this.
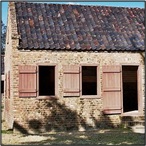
[1,81,4,93]
[122,66,138,113]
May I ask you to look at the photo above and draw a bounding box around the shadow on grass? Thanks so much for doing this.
[20,130,144,145]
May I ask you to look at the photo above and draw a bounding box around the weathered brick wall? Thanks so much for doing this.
[4,2,14,129]
[11,50,144,133]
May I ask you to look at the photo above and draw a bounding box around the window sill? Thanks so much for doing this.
[36,96,58,100]
[121,110,143,116]
[80,95,101,99]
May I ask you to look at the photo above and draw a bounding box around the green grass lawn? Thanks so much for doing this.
[2,128,144,145]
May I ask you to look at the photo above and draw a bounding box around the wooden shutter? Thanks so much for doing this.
[63,65,80,96]
[8,71,10,98]
[102,65,122,114]
[5,73,7,98]
[19,65,37,97]
[137,65,142,113]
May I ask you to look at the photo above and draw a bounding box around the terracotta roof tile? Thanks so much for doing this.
[14,2,145,51]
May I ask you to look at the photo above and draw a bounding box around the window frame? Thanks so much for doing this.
[36,63,58,100]
[80,64,101,99]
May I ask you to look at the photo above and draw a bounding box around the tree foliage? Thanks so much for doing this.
[1,21,7,54]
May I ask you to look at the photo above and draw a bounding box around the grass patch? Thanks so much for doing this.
[1,128,144,145]
[1,129,13,134]
[18,128,144,145]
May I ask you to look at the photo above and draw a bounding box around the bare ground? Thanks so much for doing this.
[1,119,145,145]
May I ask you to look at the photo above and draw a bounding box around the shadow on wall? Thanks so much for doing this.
[13,100,122,134]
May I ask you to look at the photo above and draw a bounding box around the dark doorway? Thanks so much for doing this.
[82,66,97,95]
[1,81,4,93]
[122,66,138,112]
[39,66,55,96]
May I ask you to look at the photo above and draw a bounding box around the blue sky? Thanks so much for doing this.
[2,2,144,25]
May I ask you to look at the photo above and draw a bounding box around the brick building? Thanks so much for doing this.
[4,2,145,133]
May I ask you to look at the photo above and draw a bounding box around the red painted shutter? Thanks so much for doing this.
[8,71,10,98]
[5,73,7,98]
[137,65,142,113]
[102,66,122,114]
[63,65,80,96]
[19,65,37,97]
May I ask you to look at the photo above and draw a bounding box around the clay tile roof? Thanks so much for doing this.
[14,2,145,51]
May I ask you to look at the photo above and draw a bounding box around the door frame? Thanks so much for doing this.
[121,63,143,115]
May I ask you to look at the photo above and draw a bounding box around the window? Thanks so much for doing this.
[19,65,58,99]
[82,66,97,95]
[63,65,100,98]
[39,66,55,96]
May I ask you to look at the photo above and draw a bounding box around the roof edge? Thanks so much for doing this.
[17,47,145,52]
[14,1,144,10]
[8,2,20,39]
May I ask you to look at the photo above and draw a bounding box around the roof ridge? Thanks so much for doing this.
[14,1,144,10]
